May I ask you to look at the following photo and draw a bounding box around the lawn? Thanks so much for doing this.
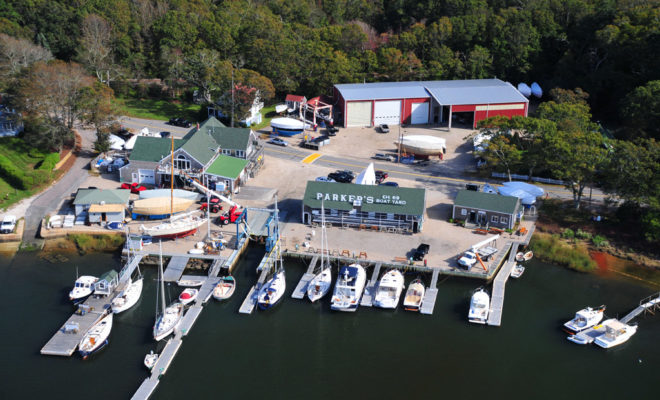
[251,104,278,131]
[113,97,201,122]
[0,137,59,210]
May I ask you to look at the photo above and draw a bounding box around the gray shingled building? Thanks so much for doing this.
[452,190,521,229]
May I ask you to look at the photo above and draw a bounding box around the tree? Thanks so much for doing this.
[549,87,589,106]
[182,49,230,104]
[78,14,119,86]
[79,81,117,153]
[0,33,52,82]
[474,121,522,182]
[620,80,660,140]
[22,114,72,152]
[509,116,557,179]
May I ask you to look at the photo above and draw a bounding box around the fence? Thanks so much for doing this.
[491,172,566,186]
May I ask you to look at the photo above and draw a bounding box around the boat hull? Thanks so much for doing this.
[79,313,113,359]
[212,278,236,301]
[80,339,108,359]
[141,216,206,239]
[394,135,446,156]
[132,197,194,216]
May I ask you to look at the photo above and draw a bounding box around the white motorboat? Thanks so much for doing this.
[258,269,286,310]
[563,305,606,334]
[144,350,159,370]
[153,241,184,341]
[178,288,198,305]
[79,312,113,359]
[373,269,405,309]
[515,251,533,262]
[403,278,425,312]
[307,199,332,303]
[331,264,367,312]
[468,287,490,324]
[594,319,637,349]
[394,135,446,156]
[69,275,98,303]
[510,264,525,279]
[177,278,205,287]
[111,276,143,313]
[140,214,207,239]
[213,276,236,301]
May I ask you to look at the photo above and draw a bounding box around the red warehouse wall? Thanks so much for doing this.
[401,98,430,124]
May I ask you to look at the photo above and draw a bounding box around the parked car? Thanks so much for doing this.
[465,183,480,191]
[457,251,478,269]
[1,215,17,234]
[380,181,399,187]
[315,177,336,183]
[412,243,430,261]
[373,153,396,162]
[120,182,147,194]
[168,117,192,128]
[375,170,388,184]
[336,170,355,179]
[326,126,339,136]
[379,124,390,133]
[268,138,288,147]
[327,171,354,183]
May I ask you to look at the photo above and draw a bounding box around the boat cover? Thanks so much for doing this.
[502,181,544,197]
[497,186,536,205]
[355,163,376,185]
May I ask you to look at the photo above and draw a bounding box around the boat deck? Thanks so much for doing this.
[41,295,113,356]
[291,255,319,299]
[360,263,382,307]
[420,269,440,315]
[487,244,518,326]
[163,256,189,282]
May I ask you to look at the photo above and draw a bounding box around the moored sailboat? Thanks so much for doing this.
[78,312,113,359]
[307,200,332,302]
[111,275,143,314]
[153,241,184,341]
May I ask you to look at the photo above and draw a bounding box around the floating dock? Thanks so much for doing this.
[420,269,440,315]
[291,255,319,299]
[621,291,660,323]
[239,263,272,314]
[360,262,382,307]
[163,256,189,282]
[487,243,518,326]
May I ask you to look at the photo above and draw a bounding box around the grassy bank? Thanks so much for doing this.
[68,234,125,254]
[113,97,200,121]
[529,232,597,272]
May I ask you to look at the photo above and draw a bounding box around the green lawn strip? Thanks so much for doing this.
[251,104,277,131]
[114,97,201,122]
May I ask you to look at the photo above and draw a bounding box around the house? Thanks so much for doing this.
[302,181,426,233]
[207,91,264,127]
[94,270,119,296]
[452,190,522,230]
[0,107,23,137]
[119,117,263,192]
[333,78,528,128]
[72,189,130,224]
[203,155,249,194]
[285,94,306,112]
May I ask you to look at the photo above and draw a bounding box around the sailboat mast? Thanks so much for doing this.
[159,240,166,311]
[321,199,327,271]
[170,135,174,217]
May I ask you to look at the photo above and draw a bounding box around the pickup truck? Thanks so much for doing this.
[1,215,17,234]
[457,251,478,269]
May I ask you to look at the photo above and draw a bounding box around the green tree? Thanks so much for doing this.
[620,80,660,140]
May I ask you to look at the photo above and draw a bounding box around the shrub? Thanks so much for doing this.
[530,232,597,272]
[38,152,60,171]
[561,228,575,239]
[0,154,28,189]
[592,235,609,248]
[575,229,592,240]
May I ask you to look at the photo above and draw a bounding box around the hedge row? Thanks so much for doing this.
[0,154,29,189]
[38,152,60,171]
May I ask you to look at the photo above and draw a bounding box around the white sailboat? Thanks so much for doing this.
[111,275,143,314]
[258,198,286,310]
[153,241,184,341]
[331,264,367,312]
[468,287,490,324]
[403,278,425,312]
[373,269,405,309]
[78,312,113,359]
[563,305,606,334]
[307,200,332,302]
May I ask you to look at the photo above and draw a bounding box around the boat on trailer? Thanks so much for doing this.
[270,117,306,136]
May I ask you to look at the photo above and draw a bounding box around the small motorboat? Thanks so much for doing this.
[515,251,533,262]
[69,275,98,304]
[594,319,637,349]
[144,350,159,370]
[79,313,113,359]
[106,221,124,230]
[257,269,286,310]
[177,278,205,287]
[564,305,606,334]
[373,269,405,309]
[111,276,143,314]
[510,264,525,279]
[178,288,199,305]
[468,287,490,324]
[403,278,425,312]
[212,276,236,301]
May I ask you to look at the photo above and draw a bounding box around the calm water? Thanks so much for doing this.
[0,247,658,399]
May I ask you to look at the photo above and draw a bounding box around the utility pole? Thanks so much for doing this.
[230,68,235,128]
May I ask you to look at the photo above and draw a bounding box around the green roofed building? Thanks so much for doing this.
[452,190,521,229]
[204,155,249,193]
[302,181,426,233]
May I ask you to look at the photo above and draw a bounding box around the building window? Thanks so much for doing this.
[222,149,231,155]
[501,217,508,224]
[491,215,499,223]
[174,155,190,170]
[236,150,245,158]
[461,209,467,216]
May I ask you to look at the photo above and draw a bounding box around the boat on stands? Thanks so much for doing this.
[394,135,446,156]
[140,213,207,239]
[153,242,184,341]
[510,264,525,279]
[517,83,532,98]
[258,269,286,310]
[373,269,405,309]
[563,305,606,334]
[139,189,202,201]
[531,82,543,98]
[78,313,113,359]
[69,275,98,304]
[213,276,236,301]
[111,276,143,313]
[132,197,194,216]
[307,200,332,302]
[468,287,490,324]
[331,264,367,312]
[515,251,533,262]
[594,319,637,348]
[144,350,159,370]
[270,117,306,136]
[179,288,199,305]
[403,278,425,312]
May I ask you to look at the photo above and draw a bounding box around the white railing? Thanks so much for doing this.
[491,172,566,186]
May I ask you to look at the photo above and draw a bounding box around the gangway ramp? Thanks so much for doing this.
[360,263,382,307]
[420,269,440,315]
[163,256,188,282]
[487,243,518,326]
[292,255,319,299]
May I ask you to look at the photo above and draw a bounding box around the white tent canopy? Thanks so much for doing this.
[355,163,376,185]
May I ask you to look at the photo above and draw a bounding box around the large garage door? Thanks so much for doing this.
[374,100,401,125]
[346,101,372,127]
[138,169,155,185]
[410,102,429,124]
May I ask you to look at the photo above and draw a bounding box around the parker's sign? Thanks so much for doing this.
[315,192,407,206]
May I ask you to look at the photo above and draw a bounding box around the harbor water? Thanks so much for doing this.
[0,247,658,399]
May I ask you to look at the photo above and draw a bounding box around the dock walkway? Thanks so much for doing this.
[163,256,189,282]
[239,263,272,314]
[487,244,518,326]
[621,292,660,323]
[420,269,440,315]
[292,255,319,299]
[360,263,382,307]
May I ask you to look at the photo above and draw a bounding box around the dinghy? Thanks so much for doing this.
[212,276,236,301]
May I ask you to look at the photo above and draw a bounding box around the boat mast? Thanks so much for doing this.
[170,135,174,218]
[159,240,165,312]
[320,199,328,272]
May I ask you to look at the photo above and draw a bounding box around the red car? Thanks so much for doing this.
[375,170,388,183]
[120,182,147,194]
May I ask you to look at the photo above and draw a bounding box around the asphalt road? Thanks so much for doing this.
[118,116,191,138]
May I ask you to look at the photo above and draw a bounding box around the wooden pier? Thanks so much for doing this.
[420,269,440,315]
[487,243,518,326]
[291,255,319,299]
[163,256,189,282]
[360,262,382,307]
